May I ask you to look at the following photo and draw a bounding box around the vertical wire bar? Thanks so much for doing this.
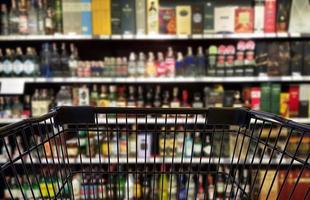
[223,126,242,198]
[288,154,310,200]
[75,124,87,200]
[276,131,306,200]
[151,114,158,200]
[249,123,274,196]
[2,136,27,200]
[232,119,258,200]
[125,113,129,200]
[168,113,178,200]
[95,113,104,200]
[256,125,284,199]
[265,127,294,200]
[196,113,208,200]
[160,113,168,200]
[185,114,198,200]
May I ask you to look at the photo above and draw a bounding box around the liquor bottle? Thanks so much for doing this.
[181,90,190,108]
[3,48,13,76]
[197,175,206,200]
[203,134,211,157]
[9,0,20,35]
[146,52,156,77]
[40,43,51,77]
[60,43,69,76]
[170,87,180,108]
[44,5,54,35]
[192,93,204,109]
[117,86,127,107]
[68,43,79,77]
[216,166,225,198]
[18,0,28,34]
[127,86,136,107]
[207,174,215,200]
[128,52,137,77]
[1,4,9,35]
[185,132,193,157]
[125,170,134,199]
[153,85,161,108]
[156,52,166,77]
[28,0,38,35]
[193,132,202,157]
[196,46,206,76]
[158,164,168,200]
[50,43,61,76]
[137,52,146,77]
[108,85,117,107]
[162,90,170,108]
[184,47,195,76]
[37,0,45,35]
[13,47,24,76]
[188,174,195,200]
[53,0,62,33]
[98,85,109,107]
[165,47,175,77]
[117,165,126,199]
[137,86,144,107]
[175,52,185,76]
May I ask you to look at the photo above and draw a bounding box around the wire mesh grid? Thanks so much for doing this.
[0,107,309,200]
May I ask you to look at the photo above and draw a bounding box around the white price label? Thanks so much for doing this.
[0,78,25,94]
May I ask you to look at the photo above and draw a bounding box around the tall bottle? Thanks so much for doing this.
[128,52,137,77]
[185,47,195,76]
[158,164,168,200]
[37,0,45,35]
[137,52,146,77]
[1,4,9,35]
[146,52,156,77]
[28,0,38,35]
[18,0,28,35]
[196,46,206,76]
[165,47,175,77]
[9,0,20,35]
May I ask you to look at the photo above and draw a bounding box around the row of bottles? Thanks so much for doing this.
[3,166,251,200]
[0,0,60,36]
[0,41,256,77]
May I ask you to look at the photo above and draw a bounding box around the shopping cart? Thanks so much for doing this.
[0,107,309,200]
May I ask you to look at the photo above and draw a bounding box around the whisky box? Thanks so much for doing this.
[81,0,92,35]
[259,170,278,200]
[203,1,214,33]
[191,4,204,34]
[92,0,111,35]
[303,41,310,75]
[289,85,300,118]
[121,0,136,34]
[289,0,310,33]
[147,0,159,34]
[264,0,276,33]
[299,84,310,118]
[276,0,290,32]
[62,0,81,34]
[135,0,146,34]
[291,41,303,75]
[159,7,176,34]
[254,0,265,32]
[111,0,122,34]
[214,6,236,33]
[234,7,254,33]
[251,87,261,111]
[280,93,289,118]
[271,84,280,115]
[176,6,192,35]
[260,83,271,112]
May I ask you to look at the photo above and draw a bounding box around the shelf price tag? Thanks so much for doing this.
[0,78,25,94]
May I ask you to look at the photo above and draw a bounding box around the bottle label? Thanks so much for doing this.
[3,60,12,74]
[24,60,35,75]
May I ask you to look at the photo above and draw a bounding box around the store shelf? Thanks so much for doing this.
[0,33,309,41]
[0,156,305,166]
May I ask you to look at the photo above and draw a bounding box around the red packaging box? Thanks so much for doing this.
[264,0,277,33]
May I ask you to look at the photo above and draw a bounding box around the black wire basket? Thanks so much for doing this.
[0,107,309,200]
